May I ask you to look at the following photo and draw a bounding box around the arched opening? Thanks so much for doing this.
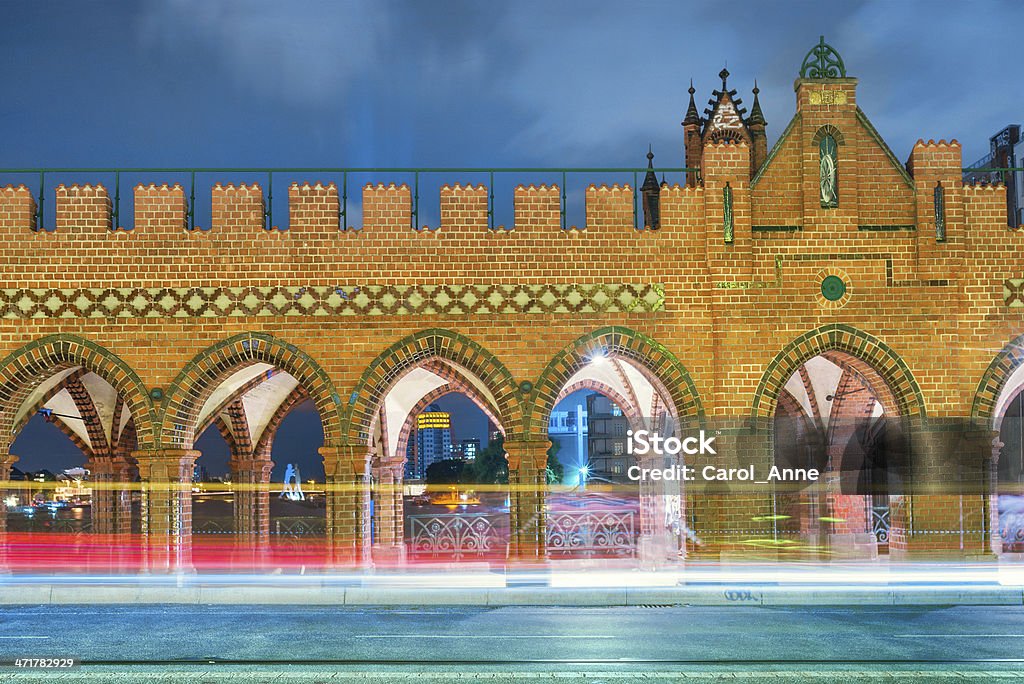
[771,351,908,558]
[365,360,510,565]
[162,335,341,571]
[534,329,701,566]
[0,337,152,573]
[997,389,1024,553]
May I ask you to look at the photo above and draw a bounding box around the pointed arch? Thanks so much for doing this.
[343,329,522,444]
[751,324,926,420]
[529,326,704,435]
[0,334,155,450]
[160,332,343,449]
[972,332,1024,429]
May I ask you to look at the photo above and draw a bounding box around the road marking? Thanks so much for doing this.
[894,634,1024,638]
[354,635,617,639]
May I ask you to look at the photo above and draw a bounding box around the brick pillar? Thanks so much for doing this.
[990,433,1004,557]
[889,422,994,559]
[0,454,14,572]
[506,439,549,562]
[0,453,18,536]
[372,459,406,563]
[133,449,199,573]
[687,421,775,560]
[636,449,685,568]
[86,457,120,535]
[115,459,134,536]
[320,445,371,567]
[231,455,273,544]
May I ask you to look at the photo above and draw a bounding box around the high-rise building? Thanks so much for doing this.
[460,438,480,460]
[406,404,453,479]
[586,393,630,482]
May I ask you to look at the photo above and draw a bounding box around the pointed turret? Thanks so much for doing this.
[747,80,768,175]
[683,80,701,126]
[641,146,661,230]
[747,80,766,126]
[682,80,703,185]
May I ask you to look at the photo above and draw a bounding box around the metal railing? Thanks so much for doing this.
[0,166,694,234]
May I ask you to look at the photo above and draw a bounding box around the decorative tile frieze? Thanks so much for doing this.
[1005,279,1024,307]
[0,283,666,320]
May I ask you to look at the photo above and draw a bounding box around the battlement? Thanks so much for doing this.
[907,139,963,178]
[0,155,1017,295]
[55,184,112,232]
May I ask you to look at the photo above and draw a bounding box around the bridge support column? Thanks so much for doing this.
[372,459,406,564]
[134,449,199,573]
[321,445,371,567]
[889,423,996,560]
[687,422,776,560]
[0,454,17,572]
[230,454,273,544]
[0,453,17,537]
[86,457,128,536]
[506,439,550,563]
[637,452,684,568]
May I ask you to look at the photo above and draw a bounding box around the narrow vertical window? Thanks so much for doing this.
[934,181,946,242]
[723,183,734,243]
[819,134,839,208]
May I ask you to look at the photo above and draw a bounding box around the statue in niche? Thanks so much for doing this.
[819,134,839,208]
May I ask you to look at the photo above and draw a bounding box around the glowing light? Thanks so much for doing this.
[417,412,451,429]
[3,496,17,507]
[589,352,607,366]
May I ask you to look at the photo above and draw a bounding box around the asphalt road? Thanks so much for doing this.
[1,604,1024,681]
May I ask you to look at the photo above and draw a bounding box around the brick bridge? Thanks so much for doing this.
[1,39,1022,571]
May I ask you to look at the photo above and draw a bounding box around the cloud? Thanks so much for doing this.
[136,0,392,107]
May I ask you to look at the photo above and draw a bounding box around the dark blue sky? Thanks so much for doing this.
[1,0,1020,171]
[7,0,1023,476]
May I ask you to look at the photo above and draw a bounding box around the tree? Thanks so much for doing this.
[546,440,564,484]
[464,436,508,484]
[425,458,465,485]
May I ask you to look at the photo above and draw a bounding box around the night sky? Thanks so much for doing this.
[5,0,1022,476]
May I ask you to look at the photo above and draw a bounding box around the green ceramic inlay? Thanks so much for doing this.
[821,275,846,301]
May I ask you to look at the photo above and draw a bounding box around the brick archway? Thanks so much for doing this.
[344,329,521,444]
[529,327,704,436]
[160,332,343,449]
[751,324,926,421]
[972,332,1024,428]
[0,334,155,451]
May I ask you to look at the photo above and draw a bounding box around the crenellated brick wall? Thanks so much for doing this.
[1,69,1023,563]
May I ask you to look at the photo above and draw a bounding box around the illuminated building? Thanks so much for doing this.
[406,404,453,479]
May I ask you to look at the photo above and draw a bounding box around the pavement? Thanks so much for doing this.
[1,562,1023,607]
[1,604,1024,682]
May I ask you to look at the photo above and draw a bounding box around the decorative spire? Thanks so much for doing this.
[642,145,659,193]
[799,35,846,79]
[747,79,766,126]
[683,79,701,126]
[719,67,730,90]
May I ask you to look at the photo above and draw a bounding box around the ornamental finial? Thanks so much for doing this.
[719,67,729,89]
[799,35,846,79]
